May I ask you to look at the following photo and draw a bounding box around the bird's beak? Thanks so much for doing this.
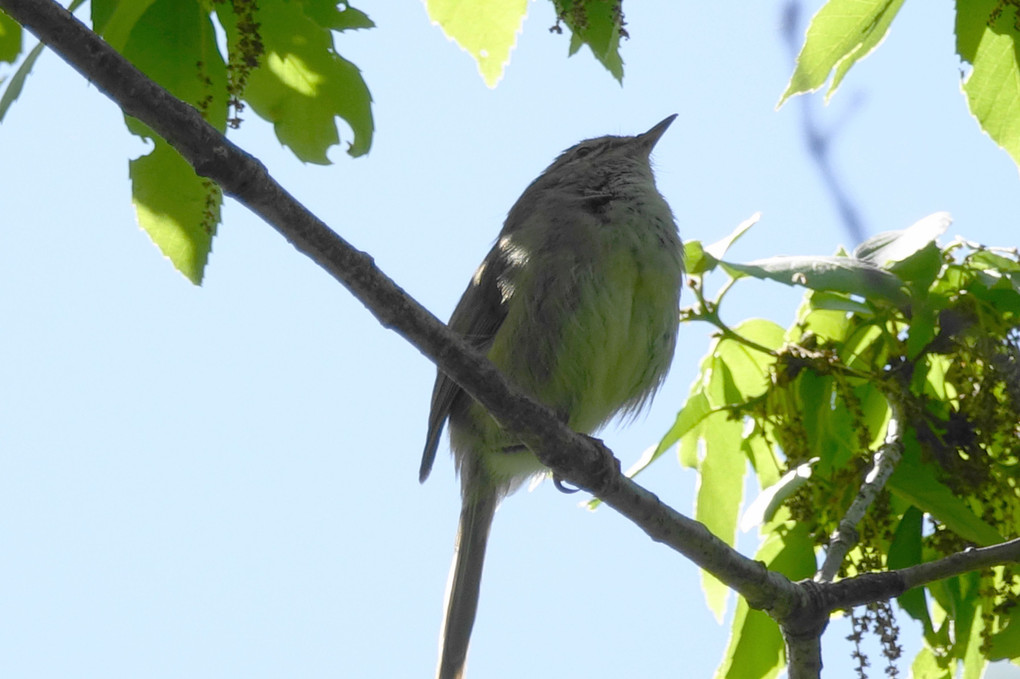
[635,114,678,153]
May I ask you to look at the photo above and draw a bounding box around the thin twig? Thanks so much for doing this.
[815,398,905,582]
[686,276,779,356]
[820,537,1020,611]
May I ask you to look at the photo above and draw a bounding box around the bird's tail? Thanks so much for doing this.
[436,490,498,679]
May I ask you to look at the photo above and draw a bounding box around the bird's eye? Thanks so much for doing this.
[574,145,594,159]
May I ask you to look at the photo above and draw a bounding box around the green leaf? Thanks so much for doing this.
[121,0,227,282]
[856,213,949,295]
[889,242,944,293]
[677,351,720,469]
[227,0,374,161]
[906,304,938,358]
[684,240,715,276]
[957,0,1020,172]
[0,39,41,123]
[426,0,526,88]
[696,408,745,620]
[854,212,951,267]
[887,506,935,636]
[722,255,908,305]
[556,0,624,82]
[715,604,784,679]
[922,354,953,402]
[668,321,782,476]
[970,249,1020,274]
[121,0,227,132]
[796,302,852,343]
[887,441,1004,546]
[715,320,784,396]
[91,0,158,51]
[704,212,761,260]
[802,290,873,316]
[740,458,817,531]
[840,322,885,368]
[302,0,375,32]
[714,523,815,679]
[0,8,22,63]
[961,600,987,679]
[796,372,859,475]
[633,390,711,475]
[1,0,86,122]
[779,0,906,105]
[987,611,1020,661]
[130,139,220,284]
[911,646,953,679]
[744,421,782,488]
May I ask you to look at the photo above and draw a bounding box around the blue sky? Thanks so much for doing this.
[2,1,1019,678]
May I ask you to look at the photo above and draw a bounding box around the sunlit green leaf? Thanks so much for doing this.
[722,256,908,306]
[887,507,933,635]
[121,0,226,282]
[91,0,158,50]
[840,322,884,368]
[779,0,906,105]
[740,458,817,531]
[715,320,783,397]
[795,303,851,343]
[888,442,1003,546]
[796,372,858,475]
[961,600,987,679]
[641,390,711,473]
[715,603,784,679]
[696,408,745,620]
[130,139,219,284]
[743,422,781,489]
[731,318,786,357]
[987,611,1020,660]
[426,0,526,88]
[556,0,624,81]
[807,291,873,316]
[228,0,374,161]
[714,523,815,679]
[911,646,953,679]
[889,242,945,293]
[684,240,715,276]
[921,354,954,402]
[303,0,375,31]
[704,213,761,260]
[957,0,1020,172]
[0,8,22,63]
[854,212,950,267]
[906,304,937,358]
[970,250,1020,274]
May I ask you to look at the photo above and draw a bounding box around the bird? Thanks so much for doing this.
[420,116,684,679]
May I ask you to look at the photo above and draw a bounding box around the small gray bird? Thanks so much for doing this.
[420,116,684,679]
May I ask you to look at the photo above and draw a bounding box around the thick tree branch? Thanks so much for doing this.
[782,580,827,679]
[0,0,809,620]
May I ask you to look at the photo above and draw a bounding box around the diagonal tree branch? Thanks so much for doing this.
[0,0,806,621]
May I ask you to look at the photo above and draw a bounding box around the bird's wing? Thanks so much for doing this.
[419,244,512,482]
